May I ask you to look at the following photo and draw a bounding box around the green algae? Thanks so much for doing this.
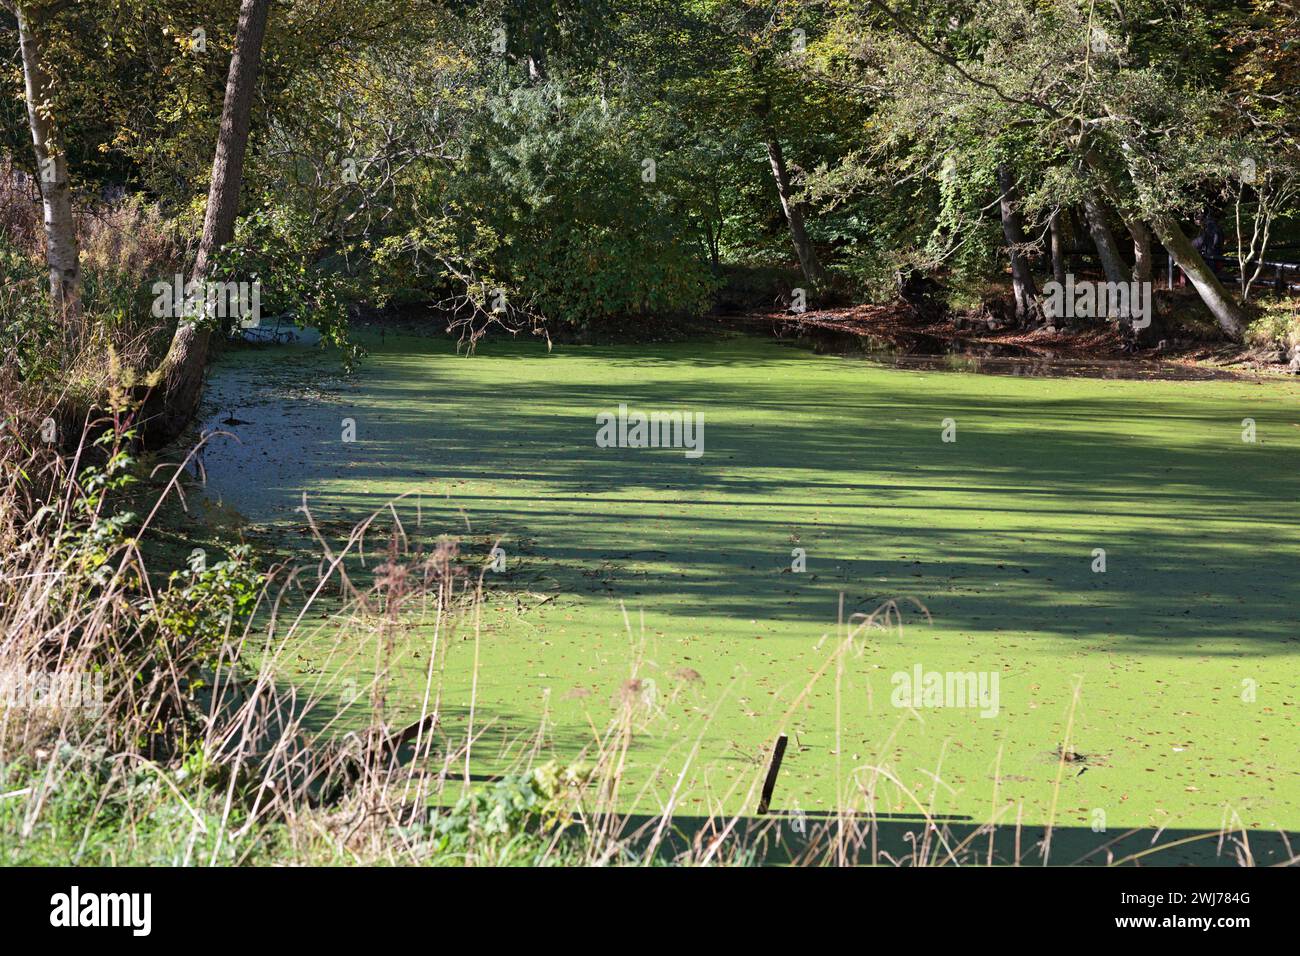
[192,331,1300,848]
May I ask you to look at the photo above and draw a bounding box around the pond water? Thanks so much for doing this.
[771,324,1251,381]
[191,330,1300,852]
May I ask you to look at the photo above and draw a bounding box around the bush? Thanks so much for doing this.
[211,205,355,355]
[0,420,262,758]
[0,160,41,257]
[0,241,58,382]
[78,194,185,349]
[0,167,183,390]
[382,82,718,331]
[1245,297,1300,353]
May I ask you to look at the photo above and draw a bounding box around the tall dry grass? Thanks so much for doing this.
[0,160,183,401]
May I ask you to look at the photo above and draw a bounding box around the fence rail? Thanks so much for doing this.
[1166,252,1300,295]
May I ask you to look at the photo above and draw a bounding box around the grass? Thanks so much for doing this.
[183,329,1300,862]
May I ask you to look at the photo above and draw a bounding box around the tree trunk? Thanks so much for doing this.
[764,132,826,288]
[996,165,1041,323]
[15,3,81,328]
[1080,148,1247,339]
[145,0,271,446]
[1127,218,1154,284]
[1049,210,1067,286]
[527,53,547,83]
[1081,191,1131,284]
[1151,214,1246,340]
[193,0,270,277]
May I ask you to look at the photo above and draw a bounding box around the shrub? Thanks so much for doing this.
[382,82,718,332]
[0,167,183,390]
[1245,297,1300,353]
[211,205,355,355]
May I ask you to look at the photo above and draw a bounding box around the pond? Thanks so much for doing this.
[192,329,1300,859]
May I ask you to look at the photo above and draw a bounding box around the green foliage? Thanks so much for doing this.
[800,0,1300,301]
[28,430,143,611]
[0,749,277,866]
[78,195,185,335]
[1246,297,1300,351]
[0,241,57,381]
[413,760,594,864]
[0,191,181,384]
[144,545,261,668]
[213,206,356,356]
[7,0,1296,335]
[384,81,720,328]
[15,427,262,721]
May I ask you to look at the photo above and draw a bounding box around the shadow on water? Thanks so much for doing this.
[615,810,1298,866]
[775,325,1248,381]
[194,331,1300,657]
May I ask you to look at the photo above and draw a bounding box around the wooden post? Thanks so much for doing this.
[757,733,788,815]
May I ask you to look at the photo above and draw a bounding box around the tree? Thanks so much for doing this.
[996,164,1040,323]
[1080,190,1130,285]
[761,110,827,288]
[1047,210,1067,286]
[1081,147,1247,339]
[1221,0,1300,301]
[844,0,1253,338]
[144,0,271,445]
[670,2,843,290]
[744,31,832,290]
[7,0,81,327]
[1127,219,1154,285]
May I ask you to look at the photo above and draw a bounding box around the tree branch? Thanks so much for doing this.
[864,0,1062,120]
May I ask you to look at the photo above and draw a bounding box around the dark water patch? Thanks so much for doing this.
[617,811,1298,866]
[775,326,1250,381]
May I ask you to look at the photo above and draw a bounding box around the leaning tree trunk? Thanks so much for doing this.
[192,0,271,282]
[145,0,271,446]
[996,165,1041,323]
[1081,191,1131,284]
[1151,214,1247,340]
[15,2,81,328]
[1081,148,1248,340]
[764,132,826,289]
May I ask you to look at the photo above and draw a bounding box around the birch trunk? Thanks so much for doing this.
[15,2,81,327]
